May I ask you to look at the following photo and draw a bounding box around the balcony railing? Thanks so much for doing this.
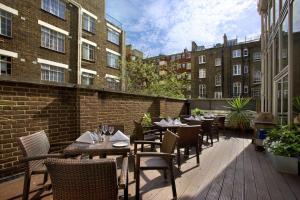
[106,14,122,29]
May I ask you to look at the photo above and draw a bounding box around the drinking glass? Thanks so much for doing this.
[103,125,108,135]
[109,126,114,135]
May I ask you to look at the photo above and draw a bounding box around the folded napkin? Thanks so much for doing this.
[173,119,181,125]
[159,119,168,124]
[110,130,129,142]
[185,116,194,120]
[76,131,94,144]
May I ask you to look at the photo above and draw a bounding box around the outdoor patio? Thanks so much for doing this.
[1,131,299,200]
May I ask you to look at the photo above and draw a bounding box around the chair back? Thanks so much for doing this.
[17,130,50,171]
[176,125,201,147]
[201,120,213,133]
[101,124,124,134]
[161,130,179,154]
[45,158,118,200]
[133,120,144,140]
[215,116,225,129]
[187,120,202,126]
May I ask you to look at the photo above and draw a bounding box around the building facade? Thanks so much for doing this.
[145,49,192,98]
[191,35,262,99]
[0,0,126,91]
[258,0,300,124]
[126,44,143,61]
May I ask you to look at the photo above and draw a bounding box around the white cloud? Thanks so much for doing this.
[108,0,260,56]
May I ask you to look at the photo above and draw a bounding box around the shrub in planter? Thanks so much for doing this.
[191,108,203,116]
[141,113,152,127]
[265,125,300,174]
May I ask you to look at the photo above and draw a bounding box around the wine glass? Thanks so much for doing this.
[103,125,108,135]
[109,126,114,135]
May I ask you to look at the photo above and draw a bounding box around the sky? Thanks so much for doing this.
[106,0,261,57]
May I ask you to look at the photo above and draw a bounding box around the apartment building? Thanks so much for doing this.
[191,34,261,99]
[145,49,192,98]
[258,0,300,124]
[0,0,125,91]
[126,44,143,61]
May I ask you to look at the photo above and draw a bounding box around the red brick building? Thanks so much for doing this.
[0,0,126,91]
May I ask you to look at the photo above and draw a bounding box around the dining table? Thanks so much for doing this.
[63,135,130,158]
[153,121,189,141]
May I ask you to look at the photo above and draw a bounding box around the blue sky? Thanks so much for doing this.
[106,0,261,57]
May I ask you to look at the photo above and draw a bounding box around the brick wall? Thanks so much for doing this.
[0,80,187,179]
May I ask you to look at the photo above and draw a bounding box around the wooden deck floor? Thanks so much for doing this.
[1,133,300,200]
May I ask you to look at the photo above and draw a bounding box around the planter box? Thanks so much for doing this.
[270,154,299,175]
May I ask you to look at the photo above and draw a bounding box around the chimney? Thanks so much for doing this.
[223,34,228,47]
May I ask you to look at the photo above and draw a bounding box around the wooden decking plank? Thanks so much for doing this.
[244,143,258,200]
[282,174,300,199]
[248,145,271,200]
[256,152,285,200]
[232,137,245,200]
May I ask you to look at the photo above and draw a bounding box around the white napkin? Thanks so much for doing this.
[185,116,194,120]
[173,119,181,125]
[110,130,129,141]
[159,119,168,124]
[76,131,94,144]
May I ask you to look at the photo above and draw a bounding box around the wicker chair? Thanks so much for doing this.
[134,130,179,200]
[176,125,201,169]
[133,120,160,150]
[16,130,67,200]
[45,157,128,200]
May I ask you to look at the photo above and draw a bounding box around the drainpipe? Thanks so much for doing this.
[68,0,82,85]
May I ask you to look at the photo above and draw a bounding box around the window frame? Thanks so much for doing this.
[244,65,249,74]
[253,52,261,61]
[215,74,222,86]
[215,58,221,66]
[107,52,120,69]
[81,72,94,86]
[232,49,241,58]
[199,84,207,98]
[244,85,249,93]
[41,26,65,53]
[233,82,242,97]
[82,42,95,61]
[198,55,206,64]
[41,64,65,83]
[0,9,12,37]
[199,68,206,78]
[107,28,120,45]
[82,13,96,34]
[41,0,66,19]
[0,55,12,76]
[243,48,248,57]
[233,64,241,76]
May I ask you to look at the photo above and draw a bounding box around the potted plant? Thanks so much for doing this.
[141,113,152,127]
[191,108,203,116]
[265,125,300,175]
[293,97,300,129]
[227,97,251,132]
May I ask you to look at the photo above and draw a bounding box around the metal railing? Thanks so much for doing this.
[106,14,122,29]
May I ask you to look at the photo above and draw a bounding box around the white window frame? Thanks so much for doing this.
[107,51,120,69]
[253,52,261,61]
[186,63,191,70]
[199,68,206,78]
[253,70,262,83]
[105,74,120,90]
[243,48,248,57]
[198,55,206,64]
[41,0,66,19]
[232,49,241,58]
[199,84,206,98]
[41,64,65,83]
[244,65,249,74]
[214,92,222,99]
[0,9,12,37]
[0,55,12,76]
[82,42,95,61]
[233,82,242,97]
[233,64,241,76]
[41,26,65,53]
[107,28,120,45]
[215,58,221,66]
[215,74,221,86]
[82,12,96,33]
[81,72,94,86]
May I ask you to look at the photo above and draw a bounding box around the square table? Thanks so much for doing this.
[64,135,130,157]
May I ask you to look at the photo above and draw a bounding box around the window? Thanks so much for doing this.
[186,63,191,70]
[187,73,191,80]
[41,0,65,19]
[107,52,120,68]
[82,43,95,61]
[244,65,249,74]
[252,88,261,98]
[0,9,12,37]
[0,55,12,76]
[244,85,249,93]
[187,84,191,91]
[215,58,221,66]
[253,52,261,61]
[214,92,222,99]
[81,72,94,85]
[215,74,221,86]
[199,84,206,98]
[106,76,120,90]
[108,28,120,45]
[41,26,65,52]
[233,82,241,97]
[176,54,181,60]
[170,55,176,61]
[83,13,96,33]
[199,68,206,78]
[233,64,241,75]
[232,49,241,58]
[253,70,261,83]
[41,64,64,82]
[243,48,248,57]
[198,55,206,64]
[181,63,186,69]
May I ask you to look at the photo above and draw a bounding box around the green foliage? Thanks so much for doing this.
[293,96,300,113]
[141,113,152,127]
[191,108,203,116]
[265,125,300,157]
[125,59,188,99]
[227,97,252,129]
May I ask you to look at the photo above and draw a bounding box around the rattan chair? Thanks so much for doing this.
[176,125,201,169]
[16,130,66,200]
[134,130,179,200]
[45,157,128,200]
[133,120,160,150]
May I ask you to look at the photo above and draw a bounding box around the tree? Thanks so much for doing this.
[125,58,188,98]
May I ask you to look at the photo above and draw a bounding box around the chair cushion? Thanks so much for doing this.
[140,157,169,168]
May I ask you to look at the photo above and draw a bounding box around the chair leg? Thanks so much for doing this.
[163,169,167,180]
[169,165,177,200]
[124,170,129,200]
[135,158,140,200]
[195,146,200,166]
[176,146,181,169]
[23,171,31,200]
[199,135,203,153]
[141,144,144,152]
[43,172,48,184]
